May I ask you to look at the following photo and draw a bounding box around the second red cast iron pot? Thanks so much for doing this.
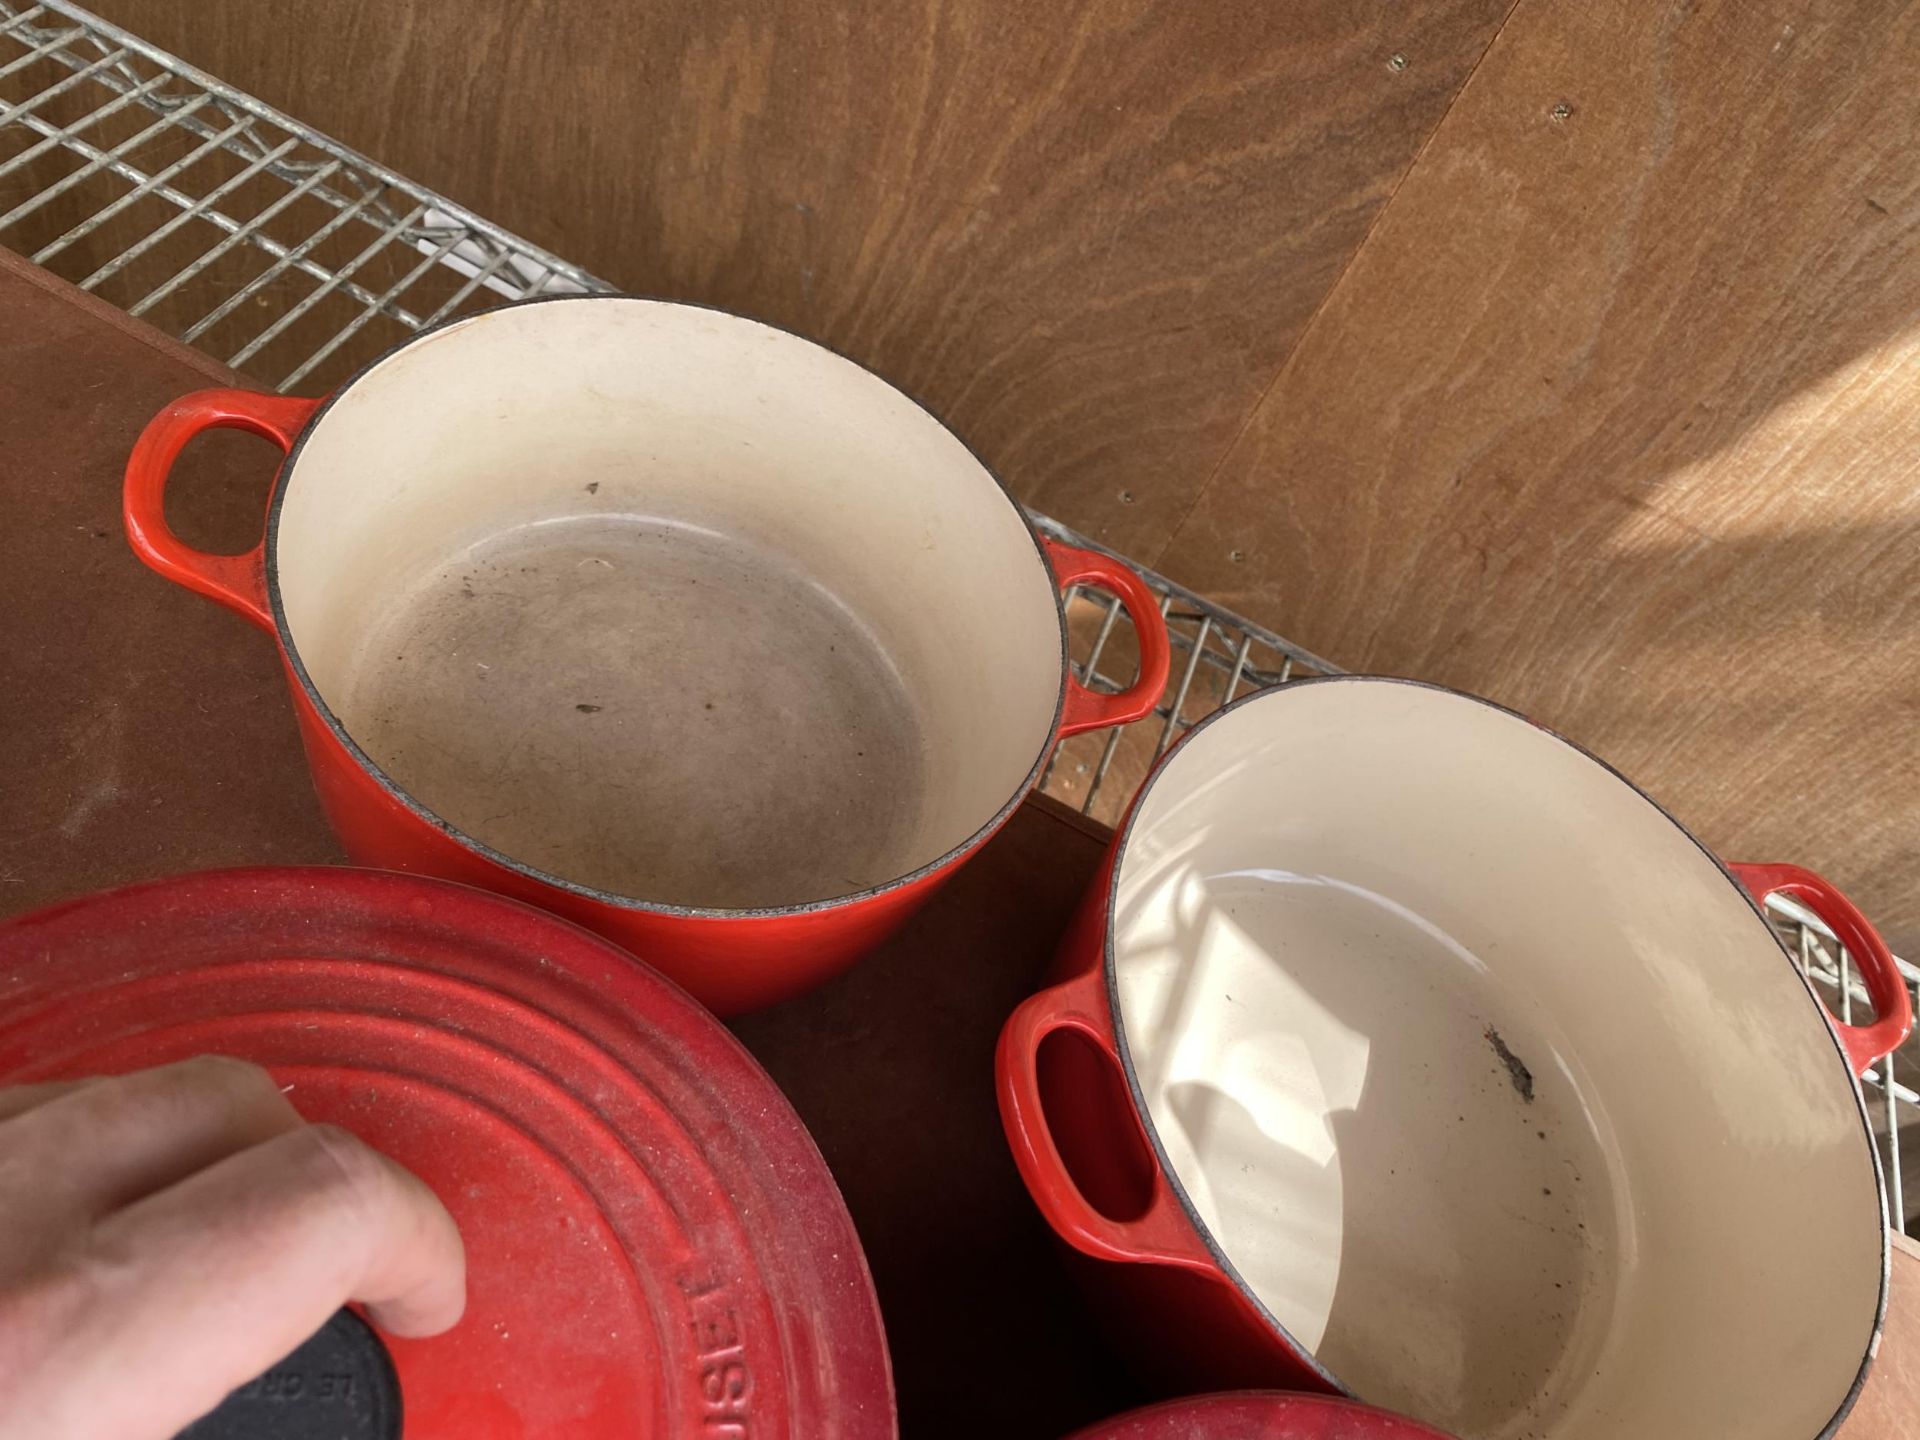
[124,296,1171,1015]
[0,867,895,1437]
[999,677,1910,1440]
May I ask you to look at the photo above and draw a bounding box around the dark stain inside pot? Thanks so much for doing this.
[335,512,929,909]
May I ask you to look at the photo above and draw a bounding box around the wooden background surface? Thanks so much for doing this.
[69,0,1919,953]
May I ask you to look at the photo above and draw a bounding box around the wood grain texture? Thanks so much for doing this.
[83,0,1510,554]
[1157,0,1920,952]
[0,248,343,908]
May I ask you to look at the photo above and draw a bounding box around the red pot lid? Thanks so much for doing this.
[1068,1392,1454,1439]
[0,868,895,1440]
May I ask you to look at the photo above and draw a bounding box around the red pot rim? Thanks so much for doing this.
[261,293,1072,921]
[1093,674,1890,1439]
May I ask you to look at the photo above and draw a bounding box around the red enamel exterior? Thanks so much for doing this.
[995,685,1911,1406]
[123,365,1172,1017]
[280,674,967,1016]
[1067,1392,1453,1440]
[0,868,896,1439]
[996,853,1334,1398]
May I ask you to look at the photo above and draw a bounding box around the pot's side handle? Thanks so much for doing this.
[995,972,1215,1274]
[1730,861,1914,1077]
[124,389,321,633]
[1041,538,1172,737]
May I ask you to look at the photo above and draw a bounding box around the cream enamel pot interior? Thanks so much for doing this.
[999,677,1911,1440]
[123,296,1169,1015]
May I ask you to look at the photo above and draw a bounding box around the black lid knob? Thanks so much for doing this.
[174,1308,401,1440]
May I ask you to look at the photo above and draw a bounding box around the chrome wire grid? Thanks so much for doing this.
[1763,896,1918,1230]
[1031,511,1340,824]
[3,0,1912,1231]
[0,0,594,393]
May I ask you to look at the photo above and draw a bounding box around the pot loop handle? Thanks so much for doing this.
[1041,537,1172,737]
[1730,862,1914,1078]
[996,968,1216,1273]
[124,389,321,633]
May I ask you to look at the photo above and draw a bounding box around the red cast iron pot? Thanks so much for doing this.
[0,867,895,1438]
[998,678,1911,1440]
[1067,1392,1452,1440]
[123,297,1170,1016]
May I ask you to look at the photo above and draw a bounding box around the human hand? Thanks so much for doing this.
[0,1056,465,1439]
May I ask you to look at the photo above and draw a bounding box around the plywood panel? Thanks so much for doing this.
[84,0,1511,554]
[1158,0,1920,951]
